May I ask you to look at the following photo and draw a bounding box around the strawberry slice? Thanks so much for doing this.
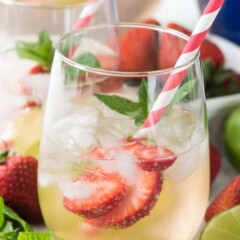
[133,144,176,171]
[28,65,45,74]
[120,140,176,171]
[85,146,108,160]
[87,166,162,228]
[63,168,126,218]
[87,140,176,171]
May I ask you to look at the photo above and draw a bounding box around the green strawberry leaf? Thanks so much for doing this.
[17,232,52,240]
[0,149,9,163]
[15,30,55,70]
[165,78,197,115]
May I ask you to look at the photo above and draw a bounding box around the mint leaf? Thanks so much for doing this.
[74,52,100,70]
[16,30,54,70]
[138,80,148,117]
[94,94,141,118]
[0,197,5,229]
[17,232,52,240]
[65,52,101,81]
[0,226,19,240]
[165,79,197,115]
[62,35,81,56]
[3,205,32,232]
[95,80,148,126]
[95,79,197,127]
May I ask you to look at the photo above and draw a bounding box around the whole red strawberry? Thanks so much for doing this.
[205,176,240,222]
[0,149,43,223]
[159,22,224,69]
[120,19,160,72]
[210,144,221,184]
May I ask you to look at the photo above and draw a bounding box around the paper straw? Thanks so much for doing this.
[134,0,225,139]
[72,0,102,30]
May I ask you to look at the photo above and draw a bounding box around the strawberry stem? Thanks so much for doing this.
[0,149,9,163]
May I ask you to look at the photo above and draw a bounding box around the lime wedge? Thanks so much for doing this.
[200,206,240,240]
[12,107,43,158]
[25,140,41,159]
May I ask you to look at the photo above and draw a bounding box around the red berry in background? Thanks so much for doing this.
[159,22,225,69]
[205,176,240,222]
[120,19,160,72]
[210,144,221,184]
[0,150,43,223]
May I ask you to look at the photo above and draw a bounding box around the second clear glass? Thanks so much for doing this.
[0,0,118,155]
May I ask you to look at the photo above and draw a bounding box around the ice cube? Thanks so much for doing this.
[58,178,95,199]
[19,73,50,104]
[164,136,208,181]
[96,118,137,143]
[63,126,97,150]
[111,150,138,185]
[152,107,200,152]
[97,133,122,149]
[38,173,57,187]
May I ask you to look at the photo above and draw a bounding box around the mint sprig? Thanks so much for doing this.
[0,197,51,240]
[95,79,197,126]
[165,78,197,115]
[16,30,55,70]
[95,80,148,127]
[18,232,52,240]
[65,52,101,82]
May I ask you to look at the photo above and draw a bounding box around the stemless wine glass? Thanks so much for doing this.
[0,0,118,155]
[38,23,210,240]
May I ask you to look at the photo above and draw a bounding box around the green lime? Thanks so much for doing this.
[224,107,240,171]
[200,206,240,240]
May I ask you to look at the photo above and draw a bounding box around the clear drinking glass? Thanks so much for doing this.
[0,0,118,155]
[38,23,210,240]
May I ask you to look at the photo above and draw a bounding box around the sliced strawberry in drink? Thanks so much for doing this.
[85,146,108,160]
[133,145,177,171]
[120,140,176,171]
[63,168,126,218]
[87,166,163,228]
[28,65,45,74]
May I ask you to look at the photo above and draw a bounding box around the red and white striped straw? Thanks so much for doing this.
[134,0,225,139]
[72,0,102,30]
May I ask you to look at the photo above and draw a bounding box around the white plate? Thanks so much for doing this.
[206,35,240,211]
[206,35,240,121]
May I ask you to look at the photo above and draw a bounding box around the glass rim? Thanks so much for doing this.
[56,23,201,77]
[0,0,99,9]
